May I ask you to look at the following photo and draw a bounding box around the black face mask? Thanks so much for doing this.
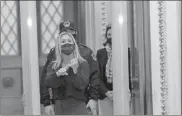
[107,38,112,45]
[61,43,75,55]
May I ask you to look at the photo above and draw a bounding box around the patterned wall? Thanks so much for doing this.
[1,1,20,56]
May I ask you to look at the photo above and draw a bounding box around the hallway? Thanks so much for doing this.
[0,1,181,115]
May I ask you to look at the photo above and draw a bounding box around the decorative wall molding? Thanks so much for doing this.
[151,1,181,115]
[100,1,108,43]
[85,1,112,52]
[157,1,168,115]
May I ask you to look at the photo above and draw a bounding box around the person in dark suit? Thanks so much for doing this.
[40,21,100,115]
[96,24,113,114]
[97,24,132,115]
[97,24,113,100]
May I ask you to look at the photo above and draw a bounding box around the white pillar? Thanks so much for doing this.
[20,1,41,115]
[150,1,181,115]
[112,1,130,115]
[85,1,96,52]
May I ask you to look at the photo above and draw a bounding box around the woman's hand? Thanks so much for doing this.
[56,67,68,77]
[86,99,98,115]
[105,91,113,100]
[44,105,55,115]
[70,58,79,74]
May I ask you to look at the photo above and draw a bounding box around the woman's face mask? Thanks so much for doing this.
[106,29,112,46]
[60,34,75,55]
[106,29,112,39]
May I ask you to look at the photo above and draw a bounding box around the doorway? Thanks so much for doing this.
[35,1,86,114]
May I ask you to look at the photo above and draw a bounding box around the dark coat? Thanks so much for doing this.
[96,48,132,99]
[45,59,89,100]
[40,42,100,106]
[96,48,113,99]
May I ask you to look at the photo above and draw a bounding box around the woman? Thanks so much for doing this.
[96,24,113,115]
[44,31,90,115]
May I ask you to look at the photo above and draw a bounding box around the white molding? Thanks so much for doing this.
[106,1,112,24]
[100,1,108,44]
[20,1,41,115]
[85,1,112,53]
[150,1,164,115]
[93,1,106,51]
[112,1,130,115]
[150,1,181,115]
[157,1,168,115]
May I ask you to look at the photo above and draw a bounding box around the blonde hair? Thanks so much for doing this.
[52,32,85,70]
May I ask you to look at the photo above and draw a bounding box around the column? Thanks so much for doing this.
[112,1,130,115]
[150,1,181,115]
[85,1,96,52]
[20,1,41,115]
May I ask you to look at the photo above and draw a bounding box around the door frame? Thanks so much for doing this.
[0,50,1,115]
[181,0,182,113]
[127,1,153,115]
[180,1,182,115]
